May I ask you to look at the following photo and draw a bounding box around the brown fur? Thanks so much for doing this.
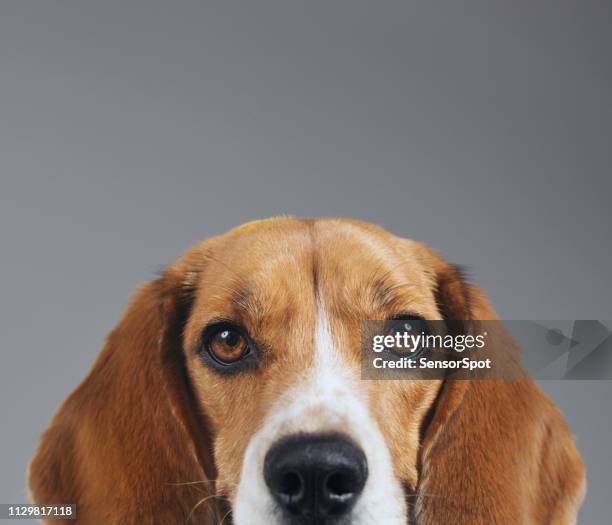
[28,217,585,524]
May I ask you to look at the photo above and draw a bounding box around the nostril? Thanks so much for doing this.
[277,470,304,503]
[324,470,356,502]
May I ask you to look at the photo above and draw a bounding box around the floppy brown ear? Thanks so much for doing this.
[414,259,586,524]
[28,264,222,524]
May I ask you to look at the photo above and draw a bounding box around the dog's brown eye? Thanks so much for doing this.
[208,327,249,364]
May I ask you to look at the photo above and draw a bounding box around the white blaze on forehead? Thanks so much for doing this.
[233,298,406,525]
[315,298,339,367]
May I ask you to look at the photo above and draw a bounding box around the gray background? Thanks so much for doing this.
[1,1,610,523]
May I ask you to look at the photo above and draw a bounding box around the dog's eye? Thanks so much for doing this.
[390,313,427,330]
[207,325,249,364]
[384,314,430,357]
[386,314,428,337]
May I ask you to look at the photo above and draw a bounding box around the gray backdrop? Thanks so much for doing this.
[1,1,610,523]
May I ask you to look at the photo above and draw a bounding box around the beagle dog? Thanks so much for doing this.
[29,217,585,524]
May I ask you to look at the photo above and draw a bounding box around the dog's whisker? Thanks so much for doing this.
[186,494,218,524]
[166,479,239,487]
[185,494,231,523]
[219,506,233,525]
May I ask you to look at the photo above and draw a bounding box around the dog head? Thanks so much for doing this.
[29,217,585,524]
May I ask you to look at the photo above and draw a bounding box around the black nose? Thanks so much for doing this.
[263,433,368,520]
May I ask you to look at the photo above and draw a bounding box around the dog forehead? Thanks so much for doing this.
[185,218,431,321]
[201,221,315,297]
[212,220,382,286]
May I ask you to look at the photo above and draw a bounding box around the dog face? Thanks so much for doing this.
[29,218,585,525]
[183,219,443,523]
